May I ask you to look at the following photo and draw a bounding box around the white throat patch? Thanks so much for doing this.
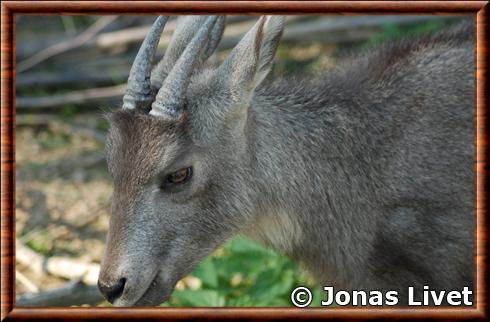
[244,209,302,253]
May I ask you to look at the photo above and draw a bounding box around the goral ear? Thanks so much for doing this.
[192,16,285,145]
[216,16,285,99]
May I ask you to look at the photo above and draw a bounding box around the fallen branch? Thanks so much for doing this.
[16,70,129,88]
[16,280,104,307]
[15,16,459,111]
[16,84,126,110]
[93,16,450,51]
[16,16,455,91]
[16,243,105,306]
[95,16,302,50]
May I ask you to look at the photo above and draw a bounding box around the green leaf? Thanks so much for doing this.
[225,294,255,307]
[171,290,225,307]
[192,258,218,289]
[226,236,272,255]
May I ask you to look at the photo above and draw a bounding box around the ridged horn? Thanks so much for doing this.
[150,16,218,119]
[203,16,226,62]
[150,16,208,90]
[122,16,168,110]
[150,16,225,91]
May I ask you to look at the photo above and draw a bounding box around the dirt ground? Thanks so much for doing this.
[15,113,111,295]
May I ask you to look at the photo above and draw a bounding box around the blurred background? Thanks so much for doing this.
[15,15,467,307]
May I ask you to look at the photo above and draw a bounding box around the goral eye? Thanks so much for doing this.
[161,167,193,189]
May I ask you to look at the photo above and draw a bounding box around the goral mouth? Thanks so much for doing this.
[132,272,174,307]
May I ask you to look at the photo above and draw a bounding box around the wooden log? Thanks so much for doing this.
[16,243,104,306]
[69,15,452,53]
[93,16,302,50]
[15,16,460,111]
[16,69,128,89]
[16,84,126,110]
[16,280,104,307]
[16,16,456,86]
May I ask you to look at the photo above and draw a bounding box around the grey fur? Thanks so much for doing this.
[99,16,474,307]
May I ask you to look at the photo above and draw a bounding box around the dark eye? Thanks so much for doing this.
[161,167,192,190]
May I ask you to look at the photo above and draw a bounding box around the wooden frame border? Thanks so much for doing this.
[1,1,488,320]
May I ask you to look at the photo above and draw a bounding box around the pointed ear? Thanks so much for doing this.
[217,16,285,96]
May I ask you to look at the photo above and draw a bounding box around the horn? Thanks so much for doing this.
[150,16,226,90]
[150,16,218,119]
[203,16,226,62]
[122,16,168,110]
[150,16,208,90]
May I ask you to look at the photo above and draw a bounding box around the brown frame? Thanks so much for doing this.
[1,1,488,320]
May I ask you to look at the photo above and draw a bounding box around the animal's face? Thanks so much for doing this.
[98,15,284,306]
[101,109,248,306]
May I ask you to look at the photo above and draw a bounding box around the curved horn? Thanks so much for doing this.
[150,16,218,119]
[122,16,168,110]
[150,16,226,90]
[150,16,208,90]
[203,16,225,62]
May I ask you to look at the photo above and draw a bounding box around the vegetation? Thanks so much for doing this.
[162,236,323,307]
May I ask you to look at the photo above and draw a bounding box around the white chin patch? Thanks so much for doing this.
[245,210,301,253]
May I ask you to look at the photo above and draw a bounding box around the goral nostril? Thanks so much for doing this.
[98,278,126,303]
